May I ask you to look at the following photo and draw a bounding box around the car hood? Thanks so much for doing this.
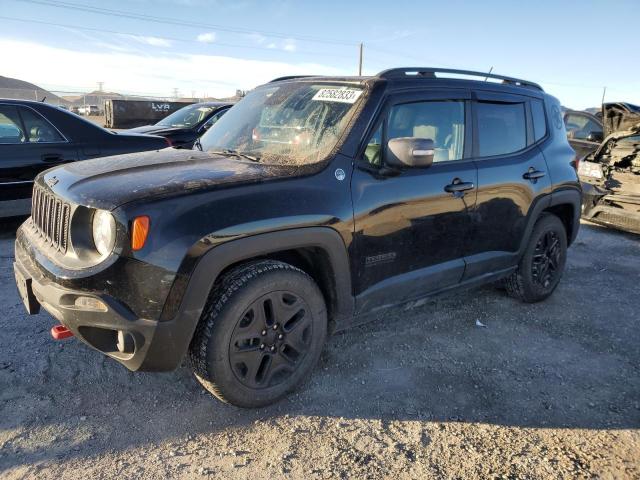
[602,102,640,137]
[127,125,186,135]
[589,123,640,163]
[39,149,299,210]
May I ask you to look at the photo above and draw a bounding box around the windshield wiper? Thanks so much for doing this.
[208,149,261,163]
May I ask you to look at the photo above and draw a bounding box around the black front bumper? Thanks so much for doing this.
[14,230,194,372]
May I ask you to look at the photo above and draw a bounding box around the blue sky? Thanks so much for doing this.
[1,0,639,108]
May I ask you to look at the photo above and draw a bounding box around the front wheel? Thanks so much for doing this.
[189,260,327,408]
[505,214,568,303]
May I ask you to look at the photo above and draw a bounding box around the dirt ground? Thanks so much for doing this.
[0,218,638,479]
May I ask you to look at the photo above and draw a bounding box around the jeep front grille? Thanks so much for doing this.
[31,184,71,253]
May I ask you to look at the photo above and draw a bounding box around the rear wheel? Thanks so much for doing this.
[189,260,327,408]
[506,214,567,303]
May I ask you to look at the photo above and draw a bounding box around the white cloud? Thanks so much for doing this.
[124,35,172,48]
[0,38,347,98]
[283,38,296,52]
[196,32,216,44]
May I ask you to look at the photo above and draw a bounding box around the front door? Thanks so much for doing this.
[351,90,477,313]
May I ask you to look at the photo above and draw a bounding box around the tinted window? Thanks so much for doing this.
[387,101,465,162]
[531,99,547,142]
[203,108,227,129]
[0,105,26,143]
[19,107,65,143]
[363,123,382,165]
[564,113,602,140]
[476,102,526,157]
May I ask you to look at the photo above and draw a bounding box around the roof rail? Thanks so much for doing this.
[377,68,543,91]
[269,75,315,83]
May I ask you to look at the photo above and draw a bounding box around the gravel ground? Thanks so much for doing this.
[0,218,639,479]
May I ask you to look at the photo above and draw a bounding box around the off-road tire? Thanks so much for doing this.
[188,260,327,408]
[505,214,567,303]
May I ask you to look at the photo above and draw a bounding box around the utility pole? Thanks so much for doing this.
[358,43,363,76]
[601,86,607,106]
[97,81,104,92]
[172,88,179,99]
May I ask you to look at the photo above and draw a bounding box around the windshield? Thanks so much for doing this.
[198,82,365,166]
[157,104,215,128]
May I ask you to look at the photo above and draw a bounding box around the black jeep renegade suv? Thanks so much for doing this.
[14,68,580,408]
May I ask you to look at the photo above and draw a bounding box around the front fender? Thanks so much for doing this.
[140,227,354,371]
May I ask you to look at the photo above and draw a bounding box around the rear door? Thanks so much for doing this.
[0,104,77,216]
[463,91,552,278]
[351,89,477,312]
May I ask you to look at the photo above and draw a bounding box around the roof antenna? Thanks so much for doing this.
[484,67,493,81]
[40,96,46,102]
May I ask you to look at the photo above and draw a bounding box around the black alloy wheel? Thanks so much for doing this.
[229,291,312,389]
[531,230,562,288]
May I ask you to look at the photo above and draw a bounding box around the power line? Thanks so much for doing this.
[14,0,358,46]
[0,15,356,59]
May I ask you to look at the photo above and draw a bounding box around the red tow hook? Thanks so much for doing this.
[51,324,74,340]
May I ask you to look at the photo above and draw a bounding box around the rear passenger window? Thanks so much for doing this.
[0,105,26,144]
[531,99,547,142]
[476,102,526,157]
[387,101,465,162]
[19,107,65,143]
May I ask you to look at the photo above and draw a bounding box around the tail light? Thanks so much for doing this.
[131,216,150,251]
[571,155,581,172]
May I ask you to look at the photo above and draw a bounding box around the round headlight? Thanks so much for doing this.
[92,210,116,257]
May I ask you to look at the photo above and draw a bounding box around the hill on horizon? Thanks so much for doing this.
[0,75,70,105]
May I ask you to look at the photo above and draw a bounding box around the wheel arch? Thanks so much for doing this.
[544,188,582,245]
[143,227,354,371]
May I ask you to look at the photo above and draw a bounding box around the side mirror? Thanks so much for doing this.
[586,131,603,143]
[386,137,435,168]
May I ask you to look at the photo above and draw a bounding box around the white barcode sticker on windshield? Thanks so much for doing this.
[312,88,363,104]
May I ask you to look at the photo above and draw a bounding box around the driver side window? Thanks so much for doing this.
[363,124,382,165]
[388,101,465,162]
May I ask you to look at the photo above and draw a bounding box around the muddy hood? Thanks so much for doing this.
[39,149,295,210]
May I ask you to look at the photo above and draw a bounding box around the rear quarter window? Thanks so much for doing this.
[476,102,526,157]
[531,99,547,142]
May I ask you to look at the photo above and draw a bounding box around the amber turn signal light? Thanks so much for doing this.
[131,216,150,251]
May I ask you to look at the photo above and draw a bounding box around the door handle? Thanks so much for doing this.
[523,168,546,181]
[444,179,475,194]
[41,154,64,163]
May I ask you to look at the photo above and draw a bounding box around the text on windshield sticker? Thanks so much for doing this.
[312,88,363,104]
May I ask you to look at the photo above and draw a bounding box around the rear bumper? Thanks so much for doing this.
[14,228,191,372]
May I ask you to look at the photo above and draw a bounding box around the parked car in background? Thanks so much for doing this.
[564,109,603,158]
[0,99,169,218]
[580,103,640,234]
[78,105,100,116]
[127,102,232,149]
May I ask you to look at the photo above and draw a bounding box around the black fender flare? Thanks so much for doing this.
[516,187,582,258]
[141,227,354,371]
[549,187,582,245]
